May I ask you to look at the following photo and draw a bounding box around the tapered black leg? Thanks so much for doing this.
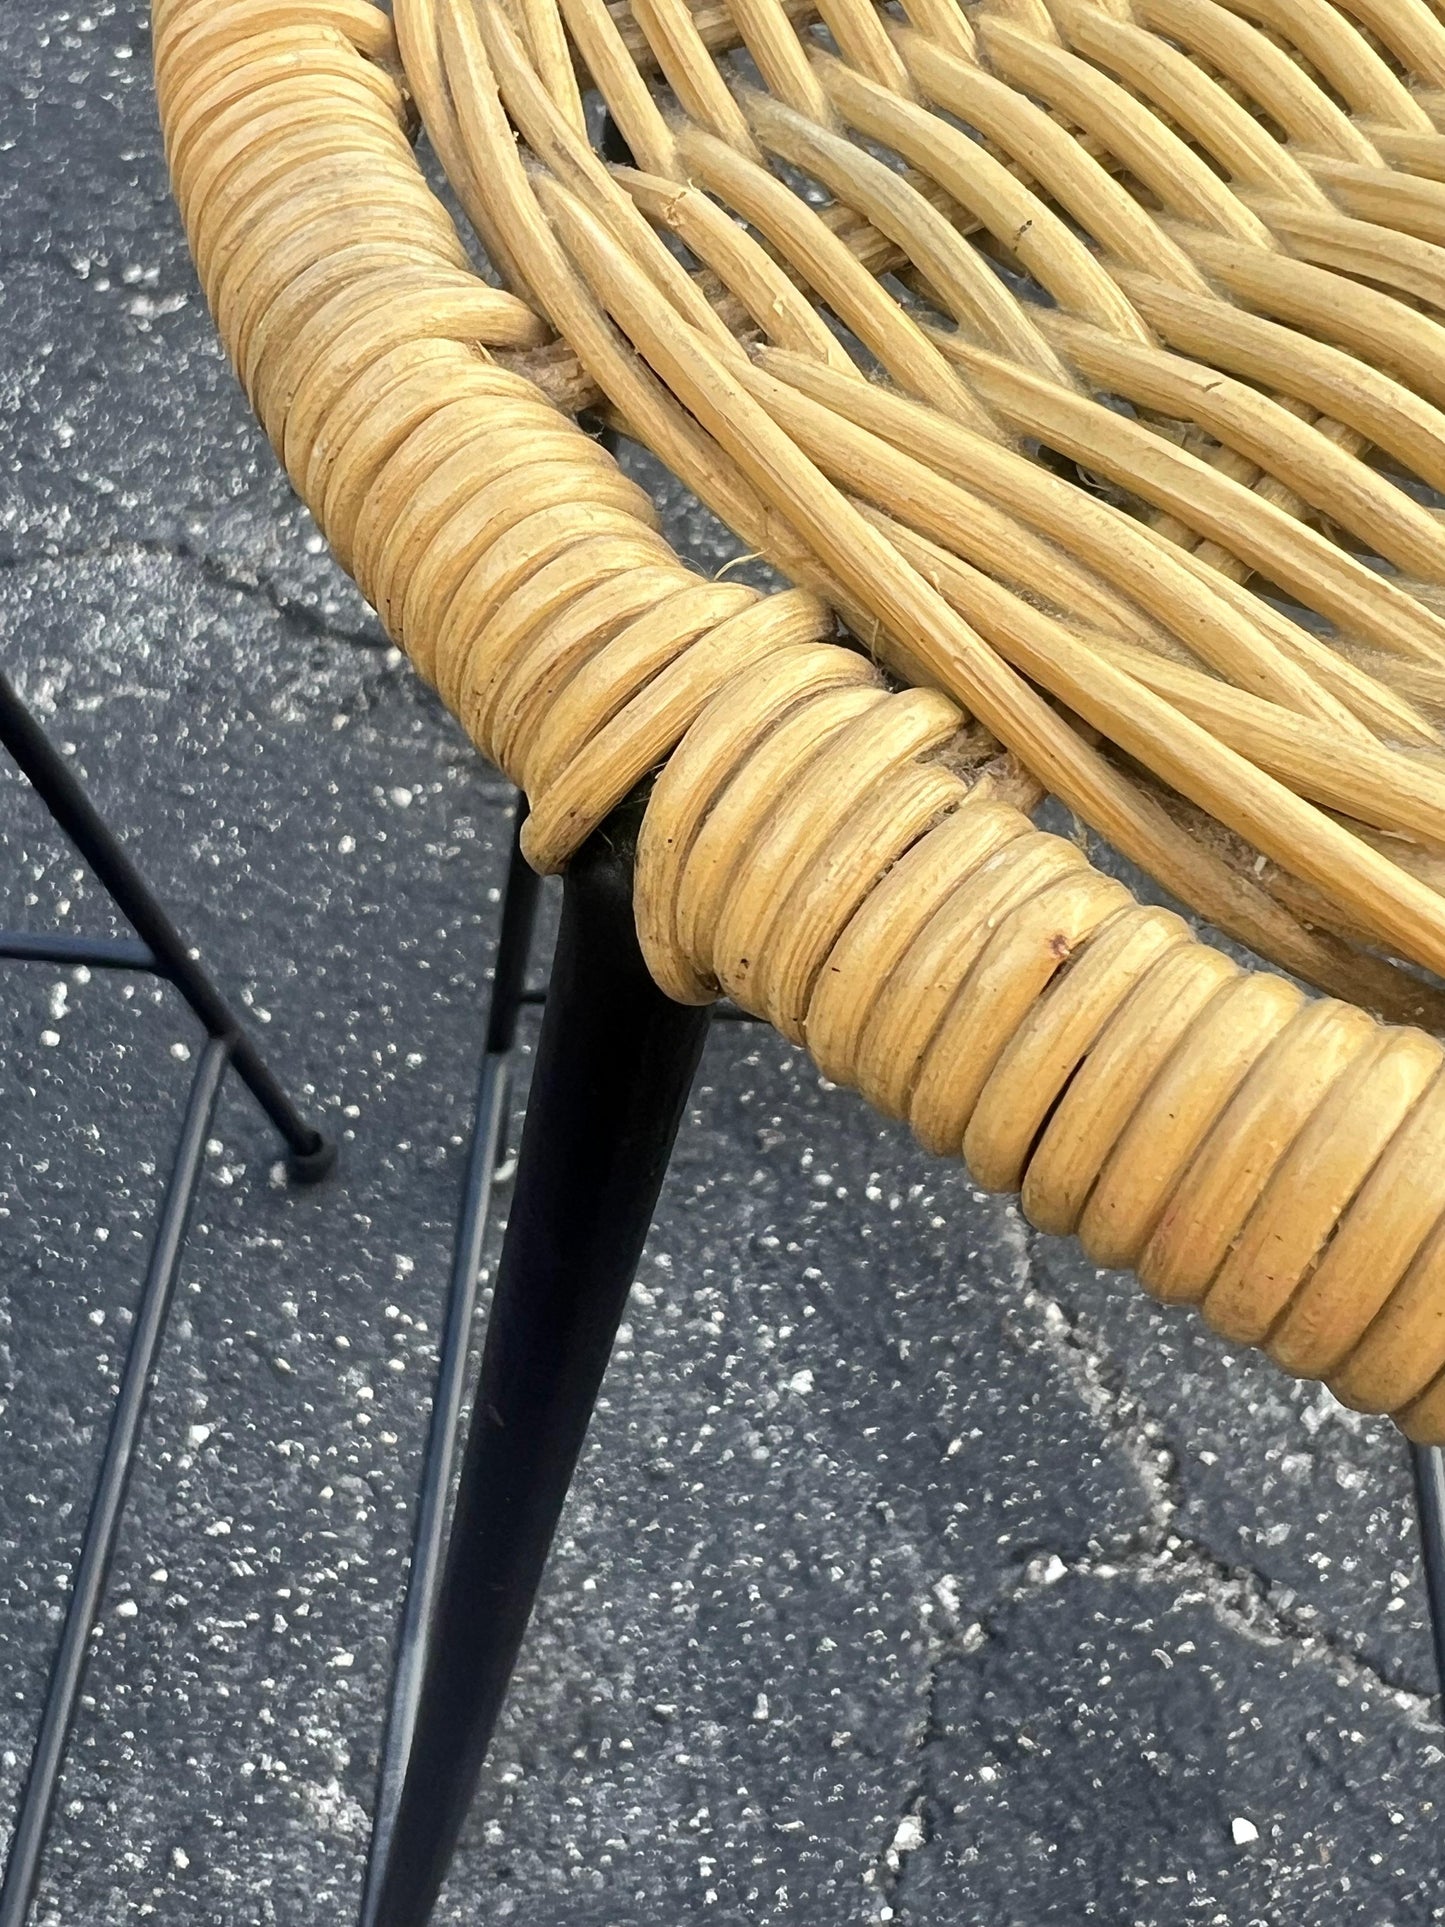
[365,811,711,1927]
[359,809,541,1922]
[1411,1443,1445,1717]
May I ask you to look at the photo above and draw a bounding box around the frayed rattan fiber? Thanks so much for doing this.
[154,0,1445,1439]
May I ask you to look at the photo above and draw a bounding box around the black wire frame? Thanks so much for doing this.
[0,666,334,1927]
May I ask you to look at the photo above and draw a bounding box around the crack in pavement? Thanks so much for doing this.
[1004,1215,1431,1707]
[0,535,389,651]
[863,1214,1437,1922]
[872,1526,1437,1923]
[863,1634,939,1923]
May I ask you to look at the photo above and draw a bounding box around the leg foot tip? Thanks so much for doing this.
[286,1133,338,1186]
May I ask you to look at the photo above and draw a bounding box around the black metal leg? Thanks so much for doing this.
[1412,1443,1445,1716]
[0,668,332,1180]
[0,661,334,1926]
[359,810,542,1920]
[0,1036,231,1927]
[363,811,711,1927]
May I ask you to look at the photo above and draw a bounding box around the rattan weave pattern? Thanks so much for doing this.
[153,0,1445,1437]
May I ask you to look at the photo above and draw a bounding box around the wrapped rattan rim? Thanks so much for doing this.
[153,0,1445,1438]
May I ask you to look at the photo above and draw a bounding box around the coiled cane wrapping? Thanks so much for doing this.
[153,0,1445,1439]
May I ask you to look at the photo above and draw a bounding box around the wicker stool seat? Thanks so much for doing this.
[153,0,1445,1443]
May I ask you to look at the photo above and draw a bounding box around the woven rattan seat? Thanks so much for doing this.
[153,0,1445,1441]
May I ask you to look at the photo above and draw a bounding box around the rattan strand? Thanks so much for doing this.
[152,0,1445,1439]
